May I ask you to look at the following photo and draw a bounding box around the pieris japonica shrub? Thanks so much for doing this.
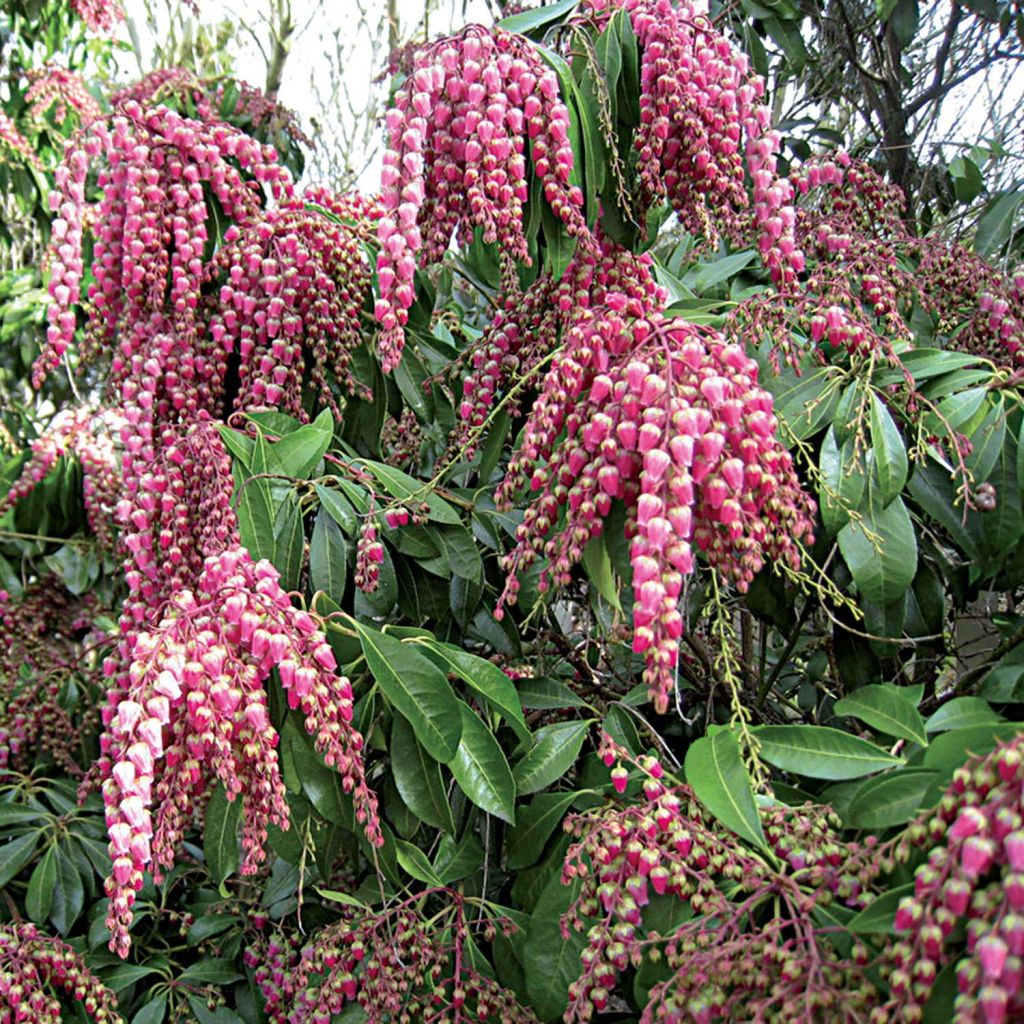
[1,1,1024,1023]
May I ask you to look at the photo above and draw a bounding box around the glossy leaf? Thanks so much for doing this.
[309,506,347,605]
[508,791,581,870]
[449,702,517,824]
[833,685,927,746]
[754,725,904,780]
[355,622,462,762]
[204,783,241,885]
[513,720,592,795]
[844,769,937,828]
[836,497,917,606]
[685,729,767,850]
[926,697,1004,733]
[868,393,908,507]
[420,641,531,744]
[390,715,455,832]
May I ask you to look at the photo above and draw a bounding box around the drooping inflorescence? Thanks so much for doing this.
[25,66,104,126]
[70,0,124,33]
[579,0,804,287]
[373,23,590,370]
[0,408,121,551]
[37,100,292,388]
[205,187,379,418]
[883,733,1024,1023]
[0,923,122,1024]
[494,298,814,713]
[31,101,383,957]
[560,741,882,1022]
[734,155,1024,370]
[248,891,540,1024]
[0,112,43,171]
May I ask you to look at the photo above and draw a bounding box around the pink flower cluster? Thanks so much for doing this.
[560,743,879,1023]
[0,408,121,551]
[0,923,122,1024]
[0,112,42,171]
[494,300,814,712]
[101,543,381,957]
[248,893,538,1024]
[206,187,378,419]
[373,24,589,370]
[70,0,123,32]
[885,735,1024,1023]
[455,229,667,447]
[109,67,311,150]
[0,578,105,773]
[582,0,803,287]
[37,105,383,957]
[36,100,292,388]
[25,66,104,126]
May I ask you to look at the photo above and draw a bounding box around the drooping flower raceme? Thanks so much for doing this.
[373,24,590,370]
[34,104,383,958]
[494,299,814,713]
[0,923,122,1024]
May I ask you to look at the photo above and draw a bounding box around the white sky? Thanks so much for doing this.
[121,0,494,189]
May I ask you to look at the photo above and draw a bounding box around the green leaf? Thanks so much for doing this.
[395,838,445,886]
[236,458,276,565]
[926,697,1004,733]
[105,963,162,992]
[508,791,581,870]
[309,507,348,605]
[216,426,253,468]
[833,685,927,746]
[847,882,915,934]
[754,725,904,780]
[819,426,866,535]
[975,188,1024,256]
[435,524,484,583]
[26,847,56,924]
[433,831,485,885]
[684,249,756,292]
[844,769,937,828]
[582,534,622,610]
[272,491,304,592]
[949,155,983,203]
[268,408,333,478]
[51,847,84,933]
[420,641,531,744]
[869,393,908,506]
[390,715,455,832]
[131,995,167,1024]
[837,497,917,606]
[516,677,593,711]
[524,875,585,1020]
[204,783,241,885]
[180,959,244,985]
[498,0,579,34]
[923,724,1023,777]
[764,16,807,72]
[449,702,517,824]
[315,484,358,534]
[0,830,38,889]
[513,720,591,796]
[357,461,461,524]
[355,622,462,762]
[317,888,369,910]
[685,730,767,851]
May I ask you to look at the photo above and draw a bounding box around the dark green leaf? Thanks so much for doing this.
[449,702,517,824]
[508,791,581,870]
[498,0,579,34]
[390,714,455,833]
[50,847,85,933]
[179,959,244,984]
[754,725,904,780]
[869,394,908,506]
[26,847,56,924]
[833,685,927,746]
[685,729,766,850]
[272,491,303,592]
[433,831,485,884]
[309,507,347,605]
[315,483,358,533]
[524,874,584,1020]
[847,882,914,934]
[395,838,445,886]
[204,783,241,885]
[421,641,531,743]
[268,409,333,478]
[836,497,917,606]
[975,189,1024,256]
[355,622,462,762]
[513,720,591,795]
[0,830,38,889]
[131,996,167,1024]
[926,697,1004,733]
[845,769,937,828]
